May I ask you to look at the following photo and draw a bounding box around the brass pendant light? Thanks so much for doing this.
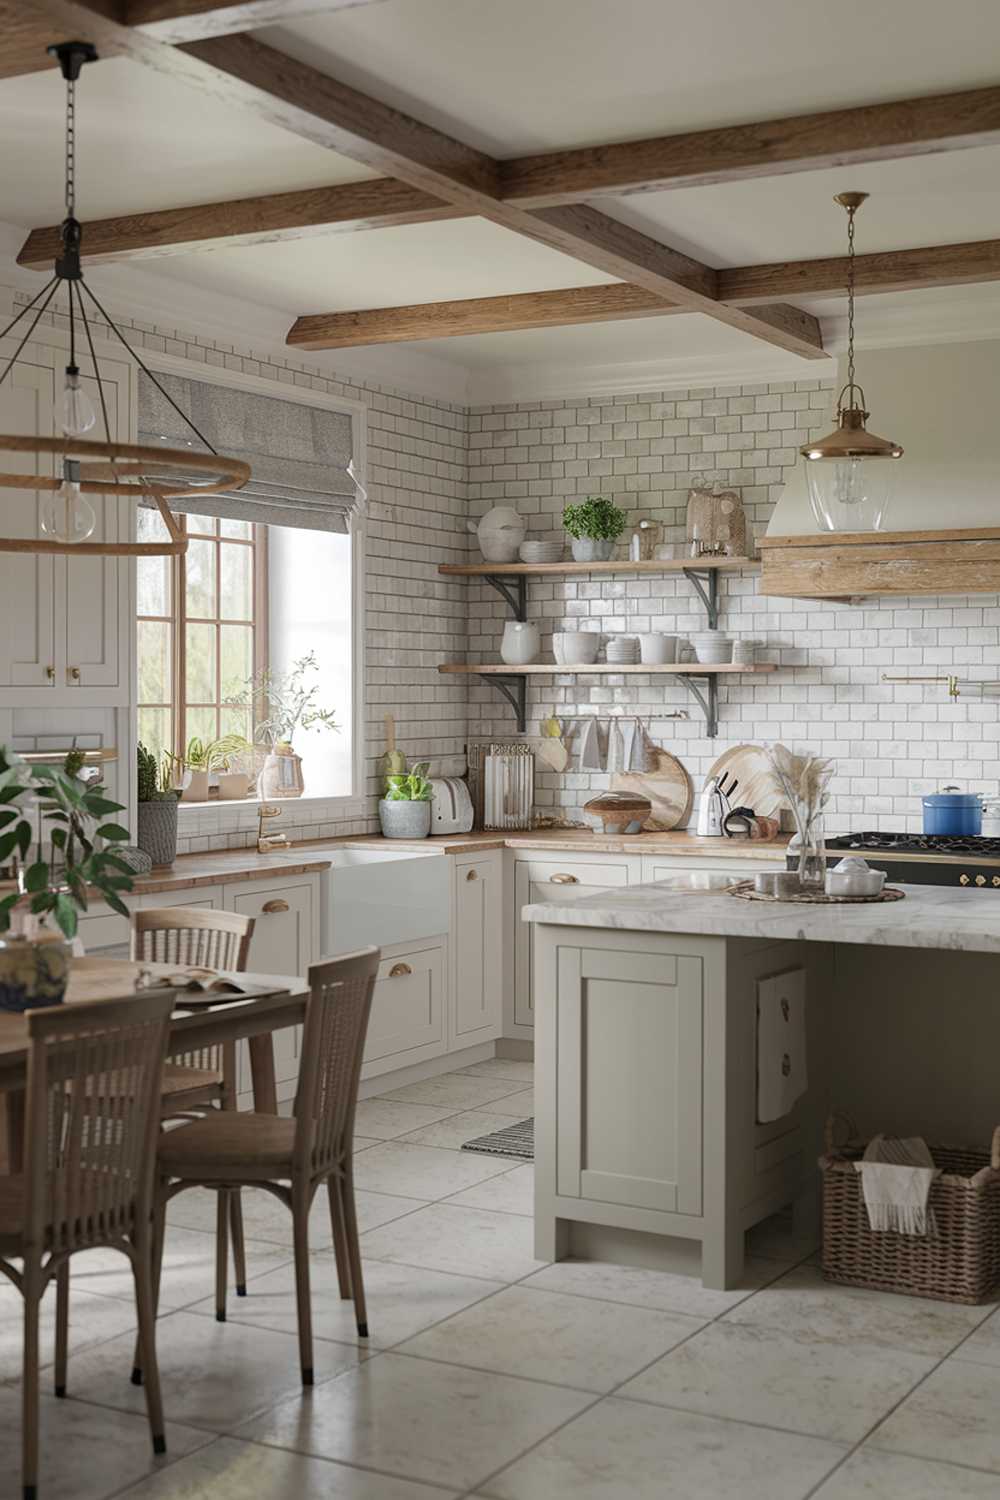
[0,42,249,557]
[800,192,903,533]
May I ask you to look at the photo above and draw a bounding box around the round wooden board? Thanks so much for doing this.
[610,749,693,831]
[706,743,785,818]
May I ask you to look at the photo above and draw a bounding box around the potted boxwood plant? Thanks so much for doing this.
[562,496,627,562]
[136,742,181,868]
[0,748,134,1011]
[379,764,433,839]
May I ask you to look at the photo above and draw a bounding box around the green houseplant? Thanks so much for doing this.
[180,734,248,803]
[562,496,627,562]
[0,749,134,1011]
[136,742,181,868]
[226,652,338,799]
[379,763,433,840]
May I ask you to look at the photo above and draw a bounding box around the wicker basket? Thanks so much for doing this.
[820,1113,1000,1304]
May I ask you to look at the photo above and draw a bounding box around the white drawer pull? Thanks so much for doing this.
[389,962,412,978]
[466,869,478,881]
[550,873,579,884]
[262,899,289,914]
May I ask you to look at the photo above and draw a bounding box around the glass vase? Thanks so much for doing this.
[796,813,827,891]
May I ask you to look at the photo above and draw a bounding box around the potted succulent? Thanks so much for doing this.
[0,748,134,1011]
[379,764,433,839]
[136,742,181,868]
[226,652,337,799]
[180,735,248,803]
[562,496,627,562]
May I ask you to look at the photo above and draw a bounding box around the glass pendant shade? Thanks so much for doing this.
[40,461,96,543]
[60,368,96,436]
[802,399,902,532]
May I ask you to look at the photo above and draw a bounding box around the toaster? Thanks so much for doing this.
[428,776,474,835]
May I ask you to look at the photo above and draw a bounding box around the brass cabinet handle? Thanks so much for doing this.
[45,665,54,680]
[262,898,289,914]
[389,962,412,978]
[550,873,578,884]
[960,874,970,885]
[466,868,478,881]
[69,666,80,681]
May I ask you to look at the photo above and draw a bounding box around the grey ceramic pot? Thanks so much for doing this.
[137,797,179,868]
[570,537,615,562]
[378,798,431,839]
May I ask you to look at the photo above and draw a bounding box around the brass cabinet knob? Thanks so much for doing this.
[466,868,478,881]
[550,873,578,884]
[69,666,80,681]
[992,877,1000,888]
[960,874,970,886]
[389,962,412,978]
[976,875,987,886]
[262,898,289,914]
[45,665,54,680]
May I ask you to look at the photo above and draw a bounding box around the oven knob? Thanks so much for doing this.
[960,874,970,885]
[993,877,1000,888]
[976,875,987,886]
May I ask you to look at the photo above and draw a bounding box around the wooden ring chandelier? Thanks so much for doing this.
[0,41,250,558]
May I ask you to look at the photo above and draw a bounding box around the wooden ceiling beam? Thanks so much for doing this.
[501,84,1000,205]
[124,2,392,43]
[286,237,1000,348]
[17,178,457,268]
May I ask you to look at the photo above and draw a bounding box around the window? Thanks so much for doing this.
[136,509,263,765]
[136,508,356,803]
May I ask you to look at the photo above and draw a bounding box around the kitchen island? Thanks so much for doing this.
[524,880,1000,1290]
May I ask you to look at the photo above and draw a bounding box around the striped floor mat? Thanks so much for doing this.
[461,1116,534,1161]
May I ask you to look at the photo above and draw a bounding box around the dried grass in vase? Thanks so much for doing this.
[767,743,834,888]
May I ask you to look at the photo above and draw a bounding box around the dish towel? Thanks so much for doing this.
[854,1135,940,1235]
[576,718,602,771]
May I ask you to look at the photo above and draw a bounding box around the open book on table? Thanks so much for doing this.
[143,967,258,996]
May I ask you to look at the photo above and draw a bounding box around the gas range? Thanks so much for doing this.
[819,832,1000,888]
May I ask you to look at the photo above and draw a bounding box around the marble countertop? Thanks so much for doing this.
[523,878,1000,955]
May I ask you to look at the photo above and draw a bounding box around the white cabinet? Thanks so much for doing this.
[510,855,632,1034]
[0,352,132,705]
[451,852,502,1049]
[227,876,318,1106]
[641,854,781,883]
[363,938,446,1080]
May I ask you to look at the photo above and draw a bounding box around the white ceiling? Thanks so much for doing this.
[1,0,999,397]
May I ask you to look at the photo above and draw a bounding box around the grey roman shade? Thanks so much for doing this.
[137,371,363,533]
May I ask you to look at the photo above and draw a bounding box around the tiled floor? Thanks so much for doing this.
[5,1058,1000,1499]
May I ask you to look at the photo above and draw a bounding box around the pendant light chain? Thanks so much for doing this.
[845,202,856,393]
[65,72,77,221]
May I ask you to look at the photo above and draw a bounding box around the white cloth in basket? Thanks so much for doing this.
[854,1135,940,1236]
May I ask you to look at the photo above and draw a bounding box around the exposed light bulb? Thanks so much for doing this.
[40,460,96,544]
[60,366,96,436]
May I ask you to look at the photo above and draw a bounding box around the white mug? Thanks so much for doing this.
[639,633,678,665]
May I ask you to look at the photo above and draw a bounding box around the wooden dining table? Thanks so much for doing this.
[0,957,310,1171]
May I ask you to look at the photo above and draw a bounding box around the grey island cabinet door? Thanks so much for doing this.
[554,945,703,1216]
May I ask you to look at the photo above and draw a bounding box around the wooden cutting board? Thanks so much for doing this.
[706,743,785,818]
[611,750,692,831]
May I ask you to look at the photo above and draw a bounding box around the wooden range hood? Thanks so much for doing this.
[759,526,1000,600]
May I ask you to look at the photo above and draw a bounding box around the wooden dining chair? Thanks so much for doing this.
[0,989,177,1500]
[130,907,255,1306]
[150,947,380,1386]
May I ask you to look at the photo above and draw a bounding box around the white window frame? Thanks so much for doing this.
[134,350,368,831]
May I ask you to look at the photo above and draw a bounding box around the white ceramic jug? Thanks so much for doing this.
[470,506,526,563]
[500,621,540,665]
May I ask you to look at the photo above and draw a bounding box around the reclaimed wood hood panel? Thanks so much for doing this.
[759,527,1000,599]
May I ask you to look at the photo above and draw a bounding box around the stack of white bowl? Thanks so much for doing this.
[604,635,640,665]
[520,539,564,563]
[688,630,733,664]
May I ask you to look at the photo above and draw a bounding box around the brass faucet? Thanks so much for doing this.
[257,803,290,853]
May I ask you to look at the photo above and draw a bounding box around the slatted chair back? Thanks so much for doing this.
[293,949,379,1180]
[22,990,178,1256]
[131,907,254,1072]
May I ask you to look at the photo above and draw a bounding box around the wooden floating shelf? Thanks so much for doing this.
[439,557,759,577]
[439,663,776,675]
[759,527,1000,600]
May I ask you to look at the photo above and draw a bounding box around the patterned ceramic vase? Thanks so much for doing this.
[0,934,71,1012]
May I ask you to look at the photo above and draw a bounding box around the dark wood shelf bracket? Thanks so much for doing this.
[479,671,528,732]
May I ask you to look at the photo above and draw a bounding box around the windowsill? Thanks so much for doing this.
[177,793,366,826]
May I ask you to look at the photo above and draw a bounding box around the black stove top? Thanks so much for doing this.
[827,832,1000,857]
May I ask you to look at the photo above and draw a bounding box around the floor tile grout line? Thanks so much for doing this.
[226,1420,485,1495]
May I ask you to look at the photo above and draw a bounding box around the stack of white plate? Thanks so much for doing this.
[688,630,733,664]
[520,539,564,563]
[604,635,640,664]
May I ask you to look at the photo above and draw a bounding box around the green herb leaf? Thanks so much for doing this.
[81,795,126,817]
[54,894,78,939]
[103,889,130,919]
[24,861,49,894]
[95,822,130,842]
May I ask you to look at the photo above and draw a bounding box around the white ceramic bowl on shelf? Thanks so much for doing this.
[688,631,733,664]
[553,630,600,665]
[520,539,564,563]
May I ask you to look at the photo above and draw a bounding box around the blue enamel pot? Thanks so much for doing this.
[922,789,982,836]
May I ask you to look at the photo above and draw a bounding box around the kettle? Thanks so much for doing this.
[696,777,728,838]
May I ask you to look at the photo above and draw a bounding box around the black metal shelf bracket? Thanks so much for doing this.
[682,567,719,629]
[677,673,719,737]
[479,672,527,733]
[483,574,528,621]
